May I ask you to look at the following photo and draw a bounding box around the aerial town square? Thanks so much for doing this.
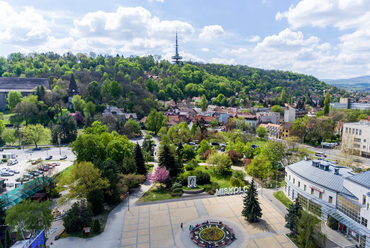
[1,0,370,248]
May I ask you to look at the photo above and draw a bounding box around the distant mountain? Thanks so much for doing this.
[322,76,370,91]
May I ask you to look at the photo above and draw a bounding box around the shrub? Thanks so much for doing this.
[203,184,213,192]
[194,170,211,185]
[230,177,245,187]
[185,159,199,171]
[208,189,215,195]
[63,200,92,233]
[1,159,6,163]
[201,149,214,160]
[120,174,146,188]
[93,219,101,233]
[232,170,246,181]
[172,188,183,194]
[172,182,182,189]
[211,182,220,189]
[228,150,242,164]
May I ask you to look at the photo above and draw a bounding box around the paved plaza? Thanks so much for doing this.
[121,195,294,248]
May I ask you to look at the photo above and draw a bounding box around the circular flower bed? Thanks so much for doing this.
[200,227,224,241]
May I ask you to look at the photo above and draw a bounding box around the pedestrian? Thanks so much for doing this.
[181,223,183,229]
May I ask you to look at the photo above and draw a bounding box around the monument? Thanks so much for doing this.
[188,176,197,188]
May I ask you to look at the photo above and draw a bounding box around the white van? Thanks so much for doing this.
[7,159,18,166]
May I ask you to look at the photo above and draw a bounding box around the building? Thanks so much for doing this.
[331,98,370,110]
[342,120,370,157]
[67,74,79,110]
[265,123,280,138]
[235,114,259,132]
[219,113,232,125]
[0,77,50,110]
[256,112,280,125]
[286,160,370,247]
[102,106,137,122]
[279,122,293,139]
[284,107,308,122]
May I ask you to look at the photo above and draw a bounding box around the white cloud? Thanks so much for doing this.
[0,1,50,45]
[245,35,260,42]
[209,57,236,65]
[199,25,225,41]
[149,0,164,2]
[201,48,209,52]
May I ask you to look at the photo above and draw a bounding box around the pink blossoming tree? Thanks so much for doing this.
[146,167,169,188]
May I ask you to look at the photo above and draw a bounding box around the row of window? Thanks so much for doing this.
[345,127,363,135]
[288,174,333,203]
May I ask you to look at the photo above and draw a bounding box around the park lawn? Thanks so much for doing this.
[136,183,180,203]
[182,185,204,191]
[298,147,315,155]
[196,166,233,188]
[273,191,293,208]
[253,139,270,149]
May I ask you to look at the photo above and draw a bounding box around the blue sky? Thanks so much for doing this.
[1,0,369,79]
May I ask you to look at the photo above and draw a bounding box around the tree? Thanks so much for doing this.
[58,162,110,203]
[285,136,301,152]
[241,179,262,222]
[271,105,281,113]
[134,143,146,175]
[4,229,10,248]
[86,81,102,102]
[209,118,219,127]
[200,94,208,112]
[110,81,123,99]
[123,119,141,138]
[5,200,53,238]
[158,145,178,177]
[22,124,50,148]
[206,152,232,174]
[2,129,16,146]
[84,101,96,117]
[7,91,22,110]
[146,166,169,187]
[52,114,78,144]
[145,110,168,135]
[122,156,137,174]
[63,200,92,233]
[280,89,286,104]
[323,92,330,115]
[198,139,211,154]
[285,198,302,234]
[296,210,326,248]
[181,144,196,161]
[93,219,101,233]
[13,101,38,125]
[72,95,86,113]
[0,120,5,137]
[357,113,368,121]
[246,154,271,179]
[256,126,268,139]
[87,189,104,215]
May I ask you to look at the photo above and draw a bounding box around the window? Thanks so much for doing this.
[363,195,366,205]
[362,217,368,227]
[364,139,367,143]
[367,203,369,211]
[329,196,333,203]
[360,129,362,135]
[289,175,291,181]
[293,178,295,184]
[353,128,355,134]
[364,146,366,149]
[311,188,314,195]
[298,181,300,187]
[356,129,358,135]
[354,138,361,142]
[304,185,307,191]
[346,127,348,132]
[337,195,361,224]
[319,192,323,199]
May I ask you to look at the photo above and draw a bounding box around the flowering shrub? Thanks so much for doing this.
[146,167,169,184]
[200,227,224,241]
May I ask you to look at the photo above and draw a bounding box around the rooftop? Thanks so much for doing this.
[287,160,355,198]
[0,77,50,91]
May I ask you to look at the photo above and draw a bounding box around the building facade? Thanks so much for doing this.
[286,160,370,248]
[279,122,293,139]
[256,112,280,125]
[342,120,370,157]
[0,78,50,110]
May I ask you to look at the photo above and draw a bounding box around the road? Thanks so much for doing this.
[0,147,75,192]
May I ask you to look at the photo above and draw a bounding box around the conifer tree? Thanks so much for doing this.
[0,239,3,248]
[242,179,262,222]
[93,219,101,233]
[323,92,330,114]
[134,143,146,175]
[200,94,208,112]
[4,229,11,248]
[285,198,302,234]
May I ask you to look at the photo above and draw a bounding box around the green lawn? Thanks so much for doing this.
[136,183,180,203]
[182,185,204,191]
[298,147,315,155]
[273,191,293,208]
[196,166,233,188]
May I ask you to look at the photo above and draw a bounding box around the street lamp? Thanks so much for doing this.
[127,191,130,211]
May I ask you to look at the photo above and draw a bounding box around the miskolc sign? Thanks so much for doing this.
[216,186,248,196]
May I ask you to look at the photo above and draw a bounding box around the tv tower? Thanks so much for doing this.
[171,32,182,64]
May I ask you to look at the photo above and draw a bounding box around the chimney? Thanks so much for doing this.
[334,168,339,175]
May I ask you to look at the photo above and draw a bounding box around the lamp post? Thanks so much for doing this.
[127,191,130,211]
[58,133,61,155]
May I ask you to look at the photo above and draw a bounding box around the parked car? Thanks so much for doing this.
[15,177,21,182]
[26,174,34,179]
[31,160,38,165]
[189,142,196,146]
[315,152,326,157]
[60,155,67,160]
[22,176,30,181]
[251,144,259,149]
[220,147,225,152]
[13,169,20,174]
[33,147,41,151]
[1,172,13,176]
[45,155,53,160]
[52,162,60,166]
[6,183,14,188]
[40,166,49,171]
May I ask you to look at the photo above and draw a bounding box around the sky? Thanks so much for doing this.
[1,0,370,80]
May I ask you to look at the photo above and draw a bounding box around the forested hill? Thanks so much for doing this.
[0,52,339,118]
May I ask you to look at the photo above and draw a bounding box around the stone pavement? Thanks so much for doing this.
[120,195,294,248]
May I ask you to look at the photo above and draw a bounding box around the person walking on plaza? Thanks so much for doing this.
[181,223,183,229]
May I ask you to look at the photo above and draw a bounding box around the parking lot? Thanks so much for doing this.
[0,147,75,192]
